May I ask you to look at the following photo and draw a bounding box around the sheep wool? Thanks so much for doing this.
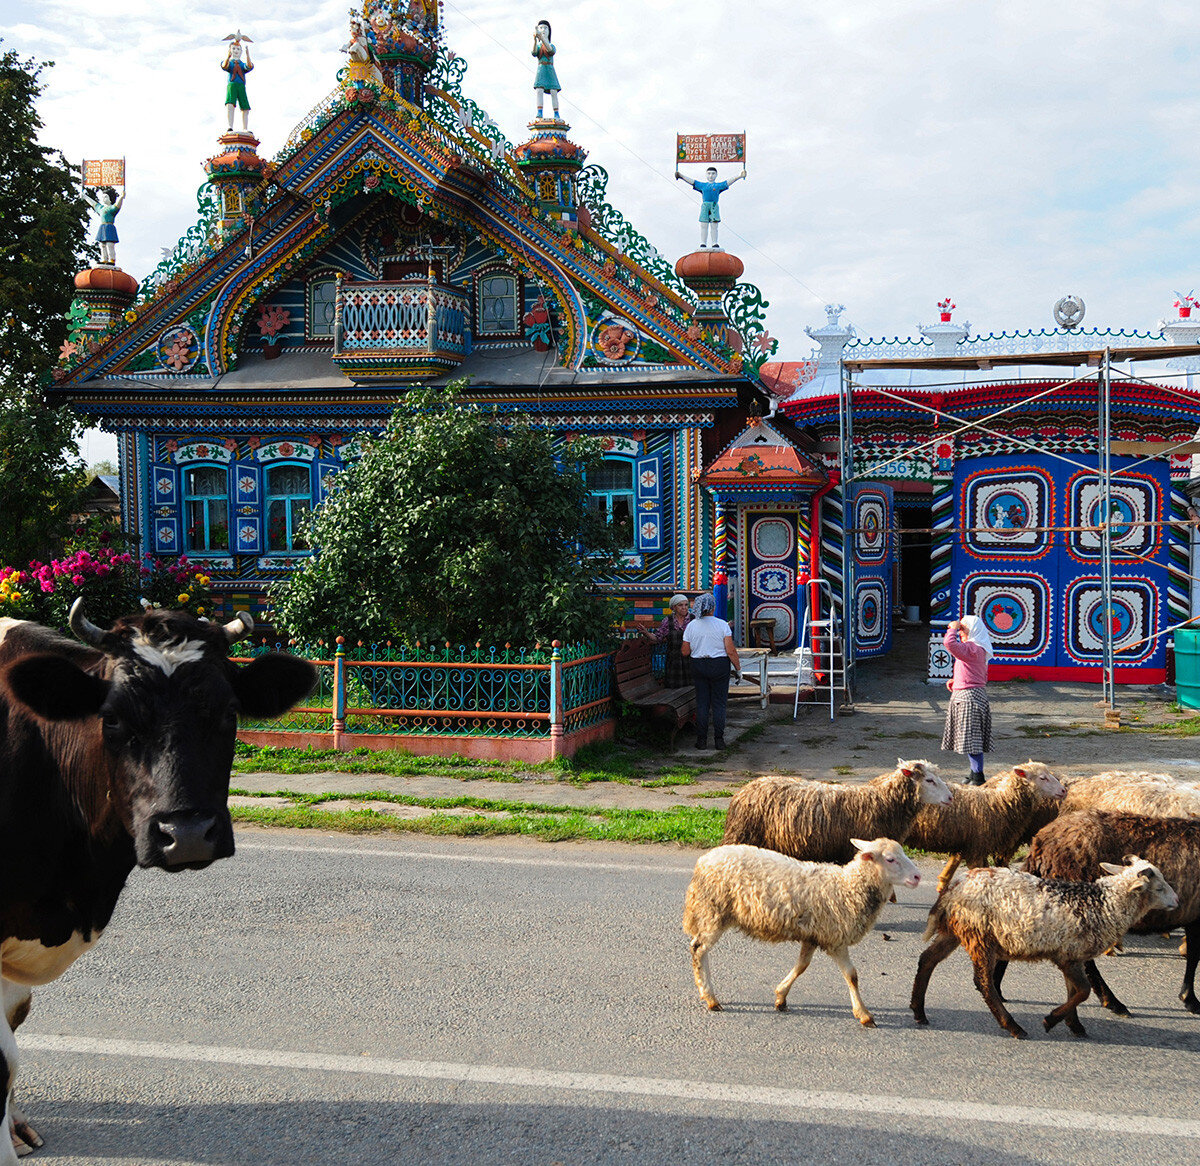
[1021,810,1200,1015]
[911,860,1178,1039]
[683,837,920,1026]
[721,759,952,864]
[905,760,1065,891]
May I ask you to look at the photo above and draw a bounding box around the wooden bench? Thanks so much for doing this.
[614,639,696,748]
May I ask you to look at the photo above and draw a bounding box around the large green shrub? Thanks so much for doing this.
[271,384,626,645]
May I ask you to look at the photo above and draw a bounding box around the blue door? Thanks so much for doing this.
[744,512,800,651]
[852,485,894,658]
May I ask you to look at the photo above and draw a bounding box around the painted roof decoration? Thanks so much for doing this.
[699,418,826,498]
[764,294,1200,427]
[53,9,776,394]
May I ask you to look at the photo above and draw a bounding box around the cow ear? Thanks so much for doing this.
[231,653,318,719]
[4,654,110,720]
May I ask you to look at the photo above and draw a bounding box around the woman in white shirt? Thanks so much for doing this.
[681,592,741,750]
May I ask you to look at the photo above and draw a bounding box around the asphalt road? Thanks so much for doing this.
[14,828,1200,1165]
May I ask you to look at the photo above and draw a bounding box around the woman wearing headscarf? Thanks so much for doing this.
[940,613,994,785]
[681,592,741,750]
[642,594,693,688]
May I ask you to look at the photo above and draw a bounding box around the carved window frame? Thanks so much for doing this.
[306,270,339,341]
[475,265,523,339]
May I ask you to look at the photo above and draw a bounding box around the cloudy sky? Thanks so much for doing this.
[6,0,1200,457]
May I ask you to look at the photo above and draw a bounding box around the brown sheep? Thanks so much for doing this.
[911,859,1178,1039]
[1013,770,1200,857]
[721,759,952,864]
[1011,810,1200,1016]
[905,761,1066,892]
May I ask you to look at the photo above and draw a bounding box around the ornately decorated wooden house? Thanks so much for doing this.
[51,5,784,632]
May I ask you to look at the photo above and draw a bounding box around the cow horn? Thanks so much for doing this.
[68,597,107,645]
[223,611,254,643]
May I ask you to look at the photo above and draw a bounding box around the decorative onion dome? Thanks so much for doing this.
[514,119,587,230]
[75,266,139,296]
[675,250,745,282]
[676,249,743,341]
[512,135,587,164]
[204,131,266,179]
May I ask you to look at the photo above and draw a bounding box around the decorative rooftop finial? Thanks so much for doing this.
[1174,290,1199,319]
[920,300,969,353]
[342,15,382,93]
[532,20,561,121]
[1053,294,1085,331]
[222,33,254,132]
[824,303,844,325]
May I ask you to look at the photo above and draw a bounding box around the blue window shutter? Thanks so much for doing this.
[230,461,262,554]
[313,459,341,503]
[635,454,664,553]
[150,464,181,555]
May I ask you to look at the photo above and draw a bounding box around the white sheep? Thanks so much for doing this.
[910,858,1179,1039]
[682,837,921,1026]
[1062,771,1200,820]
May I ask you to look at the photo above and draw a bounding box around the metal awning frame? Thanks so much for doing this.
[834,343,1200,709]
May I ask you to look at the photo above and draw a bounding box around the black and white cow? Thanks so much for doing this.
[0,600,316,1160]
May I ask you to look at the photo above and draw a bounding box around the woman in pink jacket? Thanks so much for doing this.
[940,614,994,785]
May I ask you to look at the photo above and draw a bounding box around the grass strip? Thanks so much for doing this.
[229,788,725,847]
[232,738,705,786]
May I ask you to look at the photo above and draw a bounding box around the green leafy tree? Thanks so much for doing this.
[0,46,93,566]
[272,384,626,645]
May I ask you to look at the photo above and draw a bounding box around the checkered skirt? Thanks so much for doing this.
[941,687,992,754]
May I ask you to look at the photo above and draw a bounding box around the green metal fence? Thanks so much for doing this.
[234,638,615,742]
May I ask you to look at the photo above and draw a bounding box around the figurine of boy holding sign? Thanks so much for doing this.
[675,165,746,250]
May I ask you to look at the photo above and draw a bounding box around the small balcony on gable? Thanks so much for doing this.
[332,277,468,380]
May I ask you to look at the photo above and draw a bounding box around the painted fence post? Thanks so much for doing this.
[333,635,346,751]
[713,501,728,620]
[549,639,563,759]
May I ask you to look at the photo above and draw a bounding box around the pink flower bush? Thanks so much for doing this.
[27,548,136,594]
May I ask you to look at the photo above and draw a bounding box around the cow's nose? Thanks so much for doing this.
[153,813,220,867]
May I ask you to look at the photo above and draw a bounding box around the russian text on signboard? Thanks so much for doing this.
[82,159,125,187]
[676,134,746,165]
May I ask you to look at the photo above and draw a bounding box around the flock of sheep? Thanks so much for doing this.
[682,760,1200,1038]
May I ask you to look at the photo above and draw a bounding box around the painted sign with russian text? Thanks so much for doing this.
[82,158,125,187]
[676,134,746,164]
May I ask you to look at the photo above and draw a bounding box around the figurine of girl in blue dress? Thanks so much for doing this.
[532,20,560,120]
[81,186,125,265]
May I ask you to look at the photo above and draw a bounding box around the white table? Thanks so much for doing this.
[734,647,771,709]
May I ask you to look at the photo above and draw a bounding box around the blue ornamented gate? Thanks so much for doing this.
[953,454,1169,681]
[852,484,894,658]
[744,512,801,651]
